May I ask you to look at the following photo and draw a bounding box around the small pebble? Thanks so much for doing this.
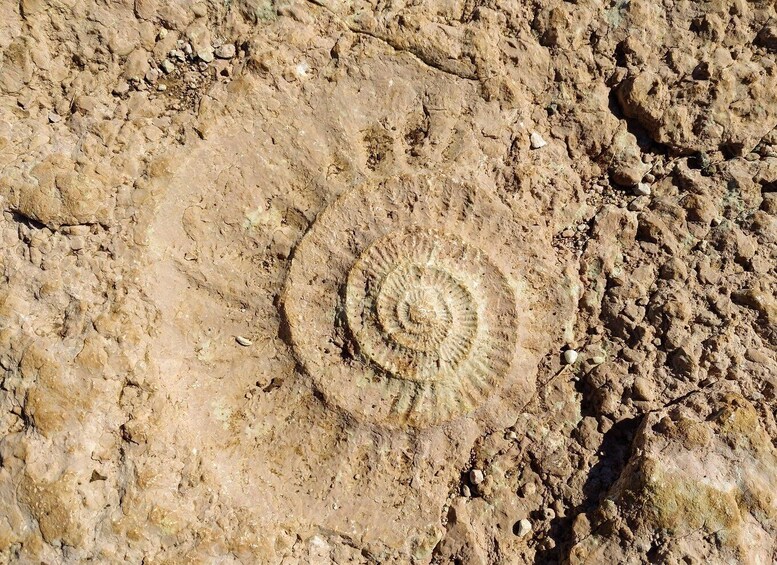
[519,482,537,497]
[70,236,85,251]
[67,225,91,236]
[112,81,130,96]
[157,84,167,92]
[215,43,236,59]
[530,132,548,149]
[515,519,532,537]
[469,469,485,485]
[643,172,656,183]
[161,59,176,73]
[145,68,160,84]
[632,376,654,401]
[634,182,651,196]
[627,197,648,211]
[48,112,61,123]
[591,355,606,365]
[563,349,578,364]
[236,336,253,347]
[192,3,207,17]
[158,28,168,40]
[197,48,214,63]
[461,484,471,497]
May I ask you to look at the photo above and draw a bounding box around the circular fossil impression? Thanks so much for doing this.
[345,229,515,386]
[283,176,547,428]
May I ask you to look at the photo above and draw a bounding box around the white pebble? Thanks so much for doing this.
[235,336,253,347]
[591,355,606,365]
[530,132,547,149]
[469,469,485,485]
[215,43,236,59]
[157,84,167,92]
[295,62,309,77]
[198,48,214,63]
[48,112,61,123]
[563,349,578,364]
[515,519,532,537]
[161,59,176,73]
[634,182,651,196]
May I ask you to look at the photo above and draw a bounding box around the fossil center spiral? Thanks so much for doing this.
[345,229,496,384]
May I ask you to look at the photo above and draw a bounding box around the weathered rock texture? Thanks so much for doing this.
[0,0,775,563]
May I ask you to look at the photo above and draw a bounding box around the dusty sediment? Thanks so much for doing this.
[0,1,776,563]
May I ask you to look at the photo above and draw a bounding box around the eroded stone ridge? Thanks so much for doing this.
[283,176,535,427]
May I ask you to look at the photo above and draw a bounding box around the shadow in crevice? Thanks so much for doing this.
[607,87,660,155]
[10,210,48,230]
[581,416,639,505]
[533,416,641,565]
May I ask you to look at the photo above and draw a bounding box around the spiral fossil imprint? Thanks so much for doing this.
[283,176,544,427]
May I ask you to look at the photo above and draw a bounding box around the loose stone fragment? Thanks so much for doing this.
[632,376,654,401]
[112,81,130,95]
[634,182,651,196]
[215,43,236,59]
[515,519,532,537]
[530,132,548,149]
[563,349,579,364]
[236,336,253,347]
[198,48,214,63]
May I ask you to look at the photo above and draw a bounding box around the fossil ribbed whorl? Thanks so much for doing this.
[345,229,514,386]
[284,176,541,427]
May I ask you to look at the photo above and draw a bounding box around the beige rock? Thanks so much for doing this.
[0,1,774,563]
[569,393,777,564]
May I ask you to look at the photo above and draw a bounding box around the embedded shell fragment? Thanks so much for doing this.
[283,176,563,428]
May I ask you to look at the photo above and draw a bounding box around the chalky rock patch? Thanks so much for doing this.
[284,176,552,427]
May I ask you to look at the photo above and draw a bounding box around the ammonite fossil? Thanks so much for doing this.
[283,175,558,427]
